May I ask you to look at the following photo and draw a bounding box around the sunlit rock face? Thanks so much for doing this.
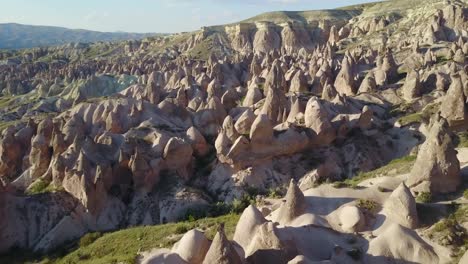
[0,1,467,262]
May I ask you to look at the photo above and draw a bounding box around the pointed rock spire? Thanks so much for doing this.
[402,70,422,101]
[202,224,243,264]
[276,179,306,224]
[334,56,357,96]
[384,183,419,228]
[408,115,461,194]
[440,73,467,127]
[358,71,377,94]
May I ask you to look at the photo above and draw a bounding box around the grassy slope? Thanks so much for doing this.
[240,9,361,24]
[335,155,417,188]
[0,214,240,264]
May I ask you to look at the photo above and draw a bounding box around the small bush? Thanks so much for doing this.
[267,187,284,198]
[231,195,255,214]
[416,192,432,203]
[433,218,457,233]
[464,189,468,199]
[79,232,102,248]
[26,179,50,195]
[208,202,227,216]
[183,194,257,221]
[174,224,190,234]
[356,199,379,213]
[456,132,468,148]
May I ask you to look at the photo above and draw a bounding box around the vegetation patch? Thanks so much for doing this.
[267,186,286,198]
[416,192,432,203]
[0,120,19,133]
[338,155,416,188]
[427,204,467,261]
[79,233,102,248]
[396,103,440,126]
[26,179,64,195]
[0,214,240,264]
[182,193,255,221]
[456,132,468,148]
[356,199,379,213]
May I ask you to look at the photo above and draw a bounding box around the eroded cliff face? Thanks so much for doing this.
[0,0,467,261]
[177,17,348,57]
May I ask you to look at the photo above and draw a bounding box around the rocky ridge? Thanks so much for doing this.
[0,0,467,263]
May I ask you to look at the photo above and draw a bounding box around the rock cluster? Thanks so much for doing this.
[0,1,467,262]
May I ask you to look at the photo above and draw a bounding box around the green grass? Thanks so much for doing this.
[427,204,467,261]
[25,179,65,195]
[55,214,239,264]
[0,214,240,264]
[0,120,19,133]
[339,155,417,188]
[0,95,13,108]
[398,112,424,126]
[267,186,285,198]
[457,132,468,148]
[188,34,219,60]
[396,103,440,126]
[78,233,102,248]
[416,192,432,203]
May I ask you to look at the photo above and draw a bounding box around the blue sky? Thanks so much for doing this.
[0,0,379,33]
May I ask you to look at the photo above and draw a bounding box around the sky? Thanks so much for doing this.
[0,0,379,33]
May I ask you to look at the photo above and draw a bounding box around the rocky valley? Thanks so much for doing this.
[0,0,467,263]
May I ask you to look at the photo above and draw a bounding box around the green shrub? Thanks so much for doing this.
[174,225,189,235]
[182,193,256,222]
[267,187,284,198]
[416,192,432,203]
[464,189,468,199]
[457,132,468,148]
[356,199,379,213]
[231,195,255,214]
[26,179,65,195]
[432,218,457,233]
[26,179,50,195]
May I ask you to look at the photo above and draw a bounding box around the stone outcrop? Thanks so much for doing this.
[440,73,467,128]
[402,70,422,101]
[408,115,461,194]
[304,98,336,144]
[366,224,439,264]
[275,180,306,225]
[202,224,243,264]
[334,56,357,96]
[384,183,419,229]
[233,205,267,249]
[172,229,211,264]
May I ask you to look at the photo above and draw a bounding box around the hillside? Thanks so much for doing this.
[239,9,362,24]
[0,23,160,49]
[0,0,467,263]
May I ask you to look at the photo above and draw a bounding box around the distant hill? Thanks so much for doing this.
[0,23,160,49]
[239,9,362,24]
